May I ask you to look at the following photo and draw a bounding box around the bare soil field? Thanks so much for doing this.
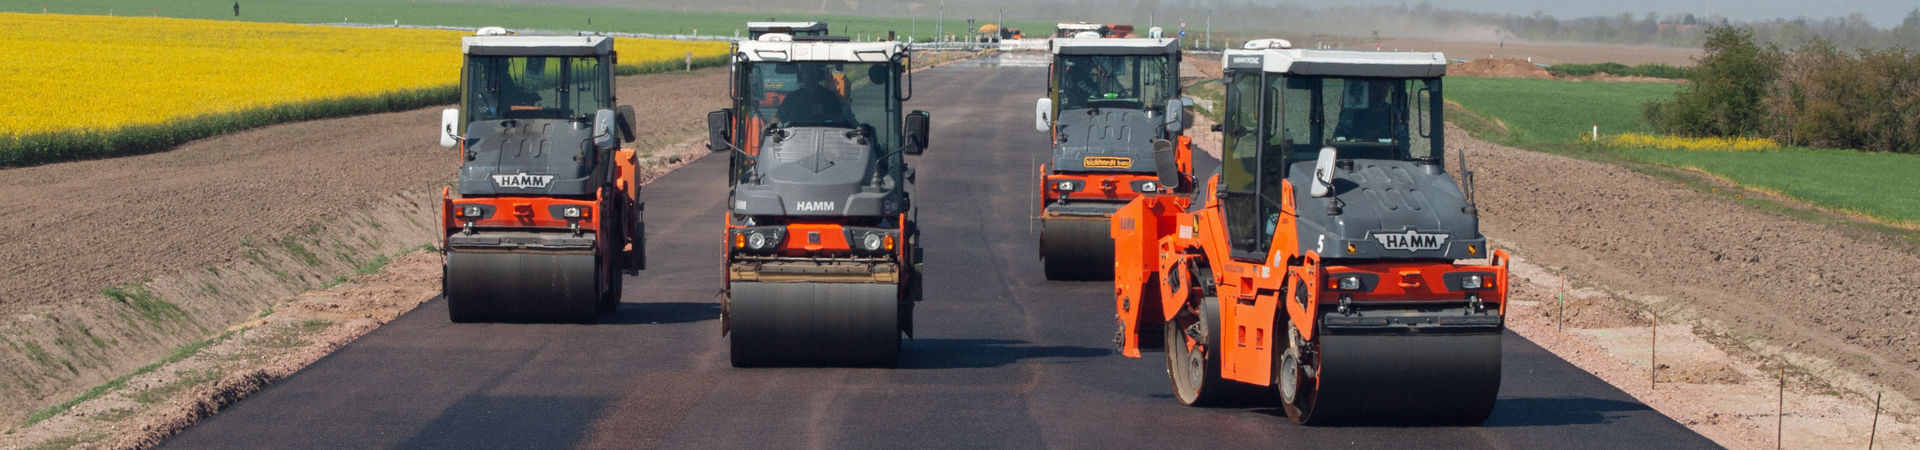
[1455,125,1920,449]
[0,67,730,431]
[1375,38,1701,66]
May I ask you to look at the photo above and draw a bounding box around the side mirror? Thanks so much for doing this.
[706,110,733,152]
[1310,147,1338,198]
[904,110,930,155]
[592,109,620,149]
[1179,96,1196,130]
[1151,139,1180,192]
[438,108,460,148]
[617,105,639,143]
[1162,99,1185,134]
[1034,98,1052,132]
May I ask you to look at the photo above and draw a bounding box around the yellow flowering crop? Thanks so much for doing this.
[0,13,727,137]
[1606,132,1779,152]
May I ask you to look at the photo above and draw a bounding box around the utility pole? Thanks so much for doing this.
[938,0,945,42]
[1205,9,1212,50]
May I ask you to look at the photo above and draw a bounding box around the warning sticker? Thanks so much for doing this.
[1083,156,1132,169]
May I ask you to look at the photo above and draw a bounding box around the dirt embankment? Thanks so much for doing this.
[0,67,731,432]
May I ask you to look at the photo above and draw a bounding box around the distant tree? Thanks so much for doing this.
[1646,26,1781,137]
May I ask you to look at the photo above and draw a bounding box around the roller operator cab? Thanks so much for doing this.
[747,21,829,40]
[706,33,930,367]
[1109,40,1513,425]
[1033,37,1193,280]
[436,32,646,323]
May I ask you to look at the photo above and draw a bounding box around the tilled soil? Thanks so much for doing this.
[1373,38,1701,66]
[1450,58,1554,79]
[1454,124,1920,415]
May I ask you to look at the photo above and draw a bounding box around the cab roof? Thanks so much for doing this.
[1222,48,1447,78]
[462,35,613,57]
[1050,38,1180,56]
[747,21,829,31]
[735,39,906,63]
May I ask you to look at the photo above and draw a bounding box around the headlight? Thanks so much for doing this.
[862,233,883,251]
[1055,181,1076,191]
[1337,276,1361,291]
[461,206,483,217]
[747,231,768,250]
[561,206,582,219]
[1461,275,1483,289]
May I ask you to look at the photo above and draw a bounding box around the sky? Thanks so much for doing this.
[1286,0,1918,28]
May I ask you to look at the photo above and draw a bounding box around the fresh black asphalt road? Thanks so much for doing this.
[162,57,1719,449]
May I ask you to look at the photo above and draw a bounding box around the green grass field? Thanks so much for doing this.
[1446,76,1920,226]
[1622,148,1920,225]
[1446,76,1677,145]
[1,0,1050,42]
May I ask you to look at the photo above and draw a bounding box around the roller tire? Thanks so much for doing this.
[1165,295,1228,406]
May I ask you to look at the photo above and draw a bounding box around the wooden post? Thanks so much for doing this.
[1650,312,1658,390]
[1558,274,1565,332]
[1777,366,1785,450]
[1869,392,1881,450]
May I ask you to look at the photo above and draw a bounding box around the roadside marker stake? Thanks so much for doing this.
[1777,366,1785,450]
[1869,391,1881,450]
[1650,312,1658,390]
[1558,274,1565,332]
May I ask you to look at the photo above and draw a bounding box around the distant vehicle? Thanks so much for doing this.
[1032,37,1191,281]
[977,24,1023,42]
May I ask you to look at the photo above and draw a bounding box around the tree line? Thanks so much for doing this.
[1646,26,1920,153]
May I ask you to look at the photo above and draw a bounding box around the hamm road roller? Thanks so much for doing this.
[1033,37,1193,280]
[1110,39,1511,425]
[436,30,646,323]
[706,33,930,367]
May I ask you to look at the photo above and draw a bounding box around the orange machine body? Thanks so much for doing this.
[441,147,641,252]
[1110,173,1511,385]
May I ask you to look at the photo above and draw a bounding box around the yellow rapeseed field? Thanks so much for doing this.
[1606,132,1780,152]
[0,13,727,137]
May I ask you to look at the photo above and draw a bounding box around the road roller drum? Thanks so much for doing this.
[728,282,902,367]
[444,250,599,323]
[1040,217,1114,281]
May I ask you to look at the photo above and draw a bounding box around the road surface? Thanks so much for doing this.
[163,57,1717,449]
